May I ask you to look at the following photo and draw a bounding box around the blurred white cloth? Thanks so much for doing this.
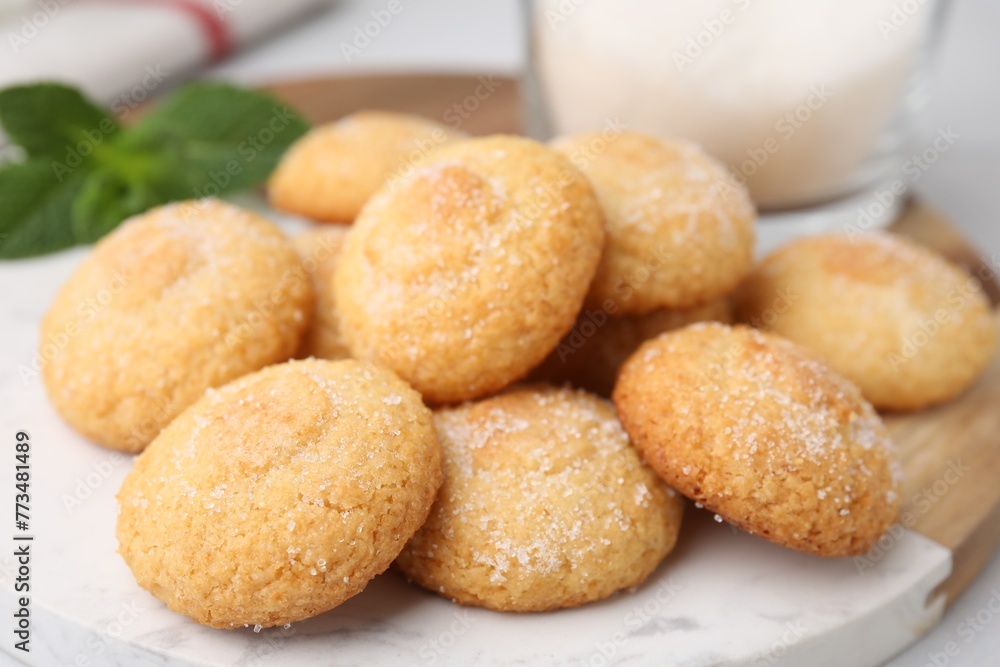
[0,0,330,105]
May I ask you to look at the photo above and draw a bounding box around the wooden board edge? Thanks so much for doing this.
[263,73,523,136]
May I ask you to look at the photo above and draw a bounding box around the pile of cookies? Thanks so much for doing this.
[41,111,996,630]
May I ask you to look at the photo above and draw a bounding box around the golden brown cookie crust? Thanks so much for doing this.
[551,131,755,314]
[613,323,900,557]
[734,232,997,411]
[396,385,683,612]
[268,110,465,222]
[293,225,351,360]
[117,359,442,629]
[335,135,606,404]
[41,199,313,452]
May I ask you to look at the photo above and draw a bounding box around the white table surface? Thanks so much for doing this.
[3,1,998,665]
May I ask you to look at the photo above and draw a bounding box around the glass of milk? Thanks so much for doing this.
[525,0,945,253]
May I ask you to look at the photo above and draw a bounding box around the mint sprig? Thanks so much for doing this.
[0,82,310,259]
[0,161,86,257]
[0,84,120,161]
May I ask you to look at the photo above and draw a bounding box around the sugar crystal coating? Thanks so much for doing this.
[268,110,466,222]
[735,232,997,411]
[335,135,606,403]
[397,385,683,611]
[614,323,900,557]
[41,199,313,452]
[551,131,755,313]
[117,359,442,628]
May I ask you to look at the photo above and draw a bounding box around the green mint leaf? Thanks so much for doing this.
[0,161,86,258]
[0,83,120,162]
[70,169,160,243]
[0,80,311,258]
[125,81,310,196]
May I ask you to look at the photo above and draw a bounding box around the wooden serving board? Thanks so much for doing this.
[881,207,1000,605]
[266,74,1000,607]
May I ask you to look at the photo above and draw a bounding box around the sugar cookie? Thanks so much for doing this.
[268,111,464,222]
[551,131,755,314]
[41,199,312,452]
[396,385,683,611]
[293,225,351,360]
[117,359,442,629]
[613,323,900,557]
[734,232,997,410]
[335,135,606,404]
